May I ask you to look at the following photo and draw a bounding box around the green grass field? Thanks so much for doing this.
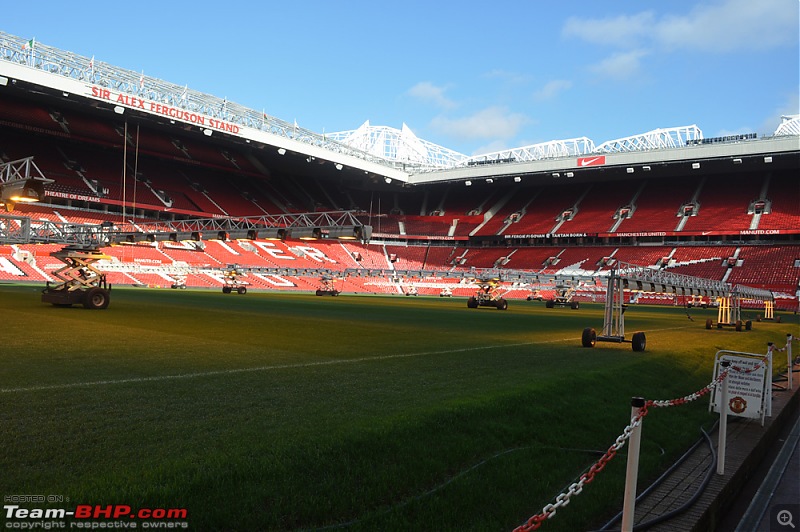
[1,284,796,531]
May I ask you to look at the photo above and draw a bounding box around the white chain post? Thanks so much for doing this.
[621,397,646,532]
[717,360,731,475]
[787,334,794,391]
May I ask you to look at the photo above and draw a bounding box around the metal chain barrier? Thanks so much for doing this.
[513,405,650,532]
[648,351,771,409]
[514,343,781,531]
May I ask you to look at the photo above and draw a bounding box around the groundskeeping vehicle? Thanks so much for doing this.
[315,275,340,296]
[467,277,508,310]
[545,282,581,309]
[41,247,112,309]
[222,267,247,294]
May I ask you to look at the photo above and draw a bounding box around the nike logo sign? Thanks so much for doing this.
[577,156,606,167]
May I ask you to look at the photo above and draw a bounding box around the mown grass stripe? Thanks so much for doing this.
[1,337,574,394]
[0,325,695,394]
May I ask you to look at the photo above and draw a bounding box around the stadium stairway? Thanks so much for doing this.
[593,354,800,532]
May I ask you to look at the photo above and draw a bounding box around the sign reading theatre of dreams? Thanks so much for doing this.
[90,87,241,135]
[709,350,772,424]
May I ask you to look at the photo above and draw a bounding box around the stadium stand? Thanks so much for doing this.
[0,38,797,311]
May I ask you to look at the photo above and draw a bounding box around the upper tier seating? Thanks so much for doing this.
[681,174,761,232]
[554,184,634,235]
[614,177,697,233]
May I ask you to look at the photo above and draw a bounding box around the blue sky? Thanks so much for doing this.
[4,0,798,156]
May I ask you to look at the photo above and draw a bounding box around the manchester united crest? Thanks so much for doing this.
[729,396,747,414]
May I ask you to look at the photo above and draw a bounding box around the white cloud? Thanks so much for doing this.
[430,106,528,141]
[590,50,650,81]
[655,0,798,52]
[533,80,573,102]
[562,12,655,47]
[563,0,798,53]
[407,81,455,109]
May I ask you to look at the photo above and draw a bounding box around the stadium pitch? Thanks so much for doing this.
[1,284,795,531]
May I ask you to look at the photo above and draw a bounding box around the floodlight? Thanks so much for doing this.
[328,226,369,241]
[203,129,213,136]
[1,179,46,203]
[643,166,651,171]
[513,176,521,183]
[626,167,634,173]
[552,173,560,178]
[295,227,322,240]
[385,177,392,184]
[335,163,343,170]
[764,156,772,163]
[733,158,742,164]
[691,162,700,169]
[0,76,8,86]
[565,172,574,178]
[465,180,472,186]
[277,148,287,155]
[113,106,125,114]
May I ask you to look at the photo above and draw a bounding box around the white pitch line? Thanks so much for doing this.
[0,325,694,394]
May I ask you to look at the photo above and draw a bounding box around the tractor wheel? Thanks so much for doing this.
[632,332,647,352]
[237,286,247,294]
[222,286,232,294]
[496,298,508,310]
[705,318,713,329]
[581,327,596,348]
[467,297,478,309]
[83,287,110,310]
[571,301,580,310]
[545,299,555,308]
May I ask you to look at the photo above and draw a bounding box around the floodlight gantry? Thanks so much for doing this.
[582,262,775,352]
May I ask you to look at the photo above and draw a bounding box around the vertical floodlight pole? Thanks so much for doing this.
[621,397,646,532]
[717,360,731,475]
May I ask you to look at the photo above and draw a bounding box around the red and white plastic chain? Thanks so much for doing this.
[773,339,793,353]
[730,352,771,374]
[513,404,650,532]
[649,352,771,408]
[514,349,774,531]
[648,371,727,408]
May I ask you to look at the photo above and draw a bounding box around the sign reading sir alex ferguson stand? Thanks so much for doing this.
[709,350,772,424]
